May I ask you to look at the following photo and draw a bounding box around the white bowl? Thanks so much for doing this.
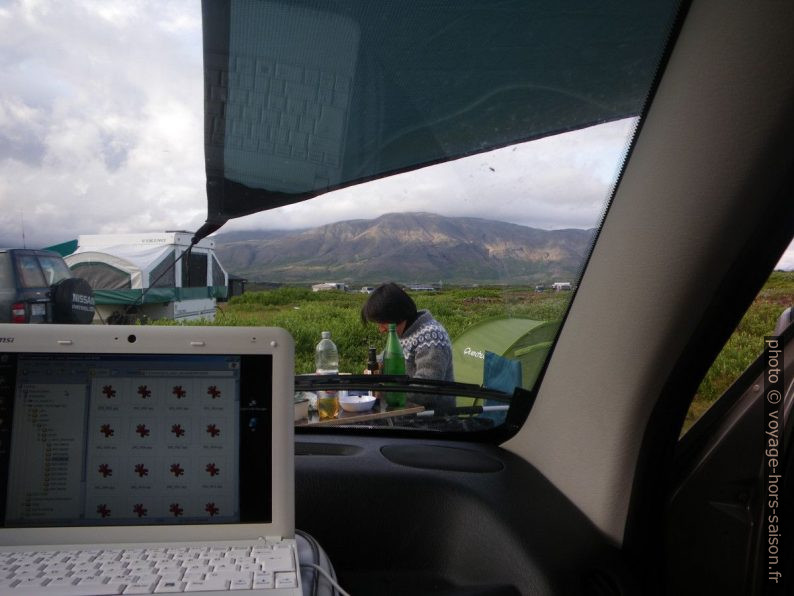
[339,394,377,413]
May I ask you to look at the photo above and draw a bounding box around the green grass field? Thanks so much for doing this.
[682,271,793,430]
[215,286,571,373]
[163,272,792,433]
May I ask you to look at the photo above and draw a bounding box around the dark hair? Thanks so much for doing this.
[361,282,417,325]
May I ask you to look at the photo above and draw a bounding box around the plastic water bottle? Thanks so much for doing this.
[382,323,406,407]
[315,331,339,374]
[315,331,339,419]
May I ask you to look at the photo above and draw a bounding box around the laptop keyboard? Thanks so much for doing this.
[0,544,298,594]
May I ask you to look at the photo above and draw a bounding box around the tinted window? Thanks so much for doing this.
[0,254,12,289]
[15,255,46,288]
[37,255,72,285]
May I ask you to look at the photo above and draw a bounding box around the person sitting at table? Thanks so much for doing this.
[361,282,455,411]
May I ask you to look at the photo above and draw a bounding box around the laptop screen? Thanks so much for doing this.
[0,352,273,528]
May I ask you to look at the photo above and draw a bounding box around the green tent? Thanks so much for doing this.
[452,317,560,394]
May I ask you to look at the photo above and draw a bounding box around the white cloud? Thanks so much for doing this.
[0,0,204,247]
[227,118,637,233]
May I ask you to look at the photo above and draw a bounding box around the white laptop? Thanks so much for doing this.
[0,324,299,595]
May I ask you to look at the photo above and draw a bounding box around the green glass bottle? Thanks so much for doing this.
[382,323,406,407]
[365,346,379,374]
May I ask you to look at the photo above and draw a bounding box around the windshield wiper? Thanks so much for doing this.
[294,373,516,403]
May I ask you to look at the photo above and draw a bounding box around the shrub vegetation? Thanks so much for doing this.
[155,272,792,433]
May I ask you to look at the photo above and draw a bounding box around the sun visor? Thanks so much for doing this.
[199,0,679,238]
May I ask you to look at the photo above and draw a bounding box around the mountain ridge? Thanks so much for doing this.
[213,212,594,284]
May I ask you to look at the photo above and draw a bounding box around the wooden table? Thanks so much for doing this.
[297,400,424,426]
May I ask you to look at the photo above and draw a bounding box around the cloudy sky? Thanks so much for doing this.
[0,1,791,268]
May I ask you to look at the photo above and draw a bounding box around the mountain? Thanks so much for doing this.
[213,212,594,285]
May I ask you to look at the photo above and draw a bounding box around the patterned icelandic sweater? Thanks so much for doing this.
[400,310,454,381]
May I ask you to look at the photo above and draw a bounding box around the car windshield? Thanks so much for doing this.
[0,1,690,435]
[230,125,633,432]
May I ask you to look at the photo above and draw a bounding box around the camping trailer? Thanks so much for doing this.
[311,282,348,292]
[59,232,228,323]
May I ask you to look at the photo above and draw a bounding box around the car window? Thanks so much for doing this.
[681,268,794,434]
[217,125,628,432]
[15,255,47,288]
[1,2,683,436]
[0,254,12,289]
[37,255,72,285]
